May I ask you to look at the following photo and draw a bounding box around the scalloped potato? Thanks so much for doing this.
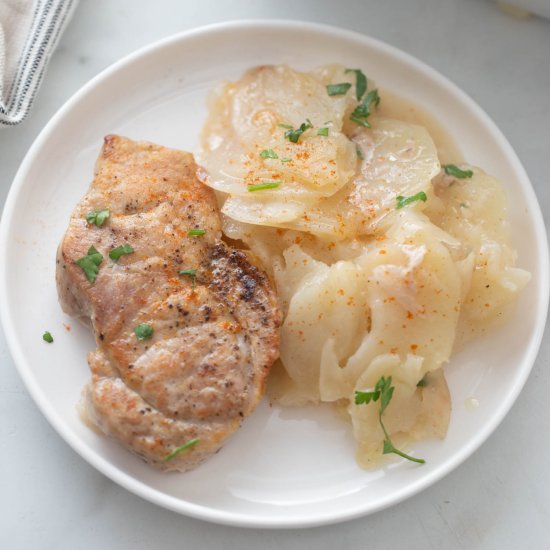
[221,118,440,239]
[199,64,530,468]
[198,65,357,200]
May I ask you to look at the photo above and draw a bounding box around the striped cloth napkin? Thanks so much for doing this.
[0,0,77,126]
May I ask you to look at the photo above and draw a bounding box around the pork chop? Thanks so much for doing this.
[56,135,281,471]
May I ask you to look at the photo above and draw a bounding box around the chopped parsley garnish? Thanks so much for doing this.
[134,323,153,341]
[350,89,380,127]
[317,127,329,136]
[284,120,313,143]
[85,209,110,227]
[247,181,282,192]
[75,245,103,283]
[345,68,367,100]
[396,191,428,209]
[187,229,206,237]
[280,157,292,163]
[278,123,293,129]
[355,376,425,464]
[260,149,278,159]
[356,146,364,160]
[109,244,134,261]
[163,438,200,461]
[42,331,54,343]
[443,164,473,179]
[326,82,352,96]
[179,268,197,289]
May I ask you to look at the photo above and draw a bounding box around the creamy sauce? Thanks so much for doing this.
[378,88,462,164]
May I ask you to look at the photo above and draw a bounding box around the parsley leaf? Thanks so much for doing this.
[345,69,367,100]
[278,123,293,129]
[396,191,428,209]
[134,323,153,341]
[248,181,282,192]
[260,149,278,159]
[284,120,313,143]
[355,375,425,464]
[179,268,197,289]
[317,127,329,136]
[326,82,352,96]
[109,244,134,261]
[187,229,206,236]
[378,377,394,415]
[356,146,364,160]
[42,331,54,343]
[350,89,380,127]
[280,157,292,163]
[163,438,200,461]
[86,209,110,227]
[354,389,380,405]
[443,164,473,179]
[75,246,103,283]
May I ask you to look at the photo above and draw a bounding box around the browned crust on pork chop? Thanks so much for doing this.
[56,135,281,471]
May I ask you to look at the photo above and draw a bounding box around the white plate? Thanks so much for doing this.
[0,21,548,529]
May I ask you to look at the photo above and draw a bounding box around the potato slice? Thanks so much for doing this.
[349,362,450,468]
[350,118,440,227]
[426,166,531,343]
[271,245,369,404]
[198,65,356,200]
[319,210,463,402]
[221,118,440,239]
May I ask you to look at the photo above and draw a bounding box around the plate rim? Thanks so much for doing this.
[1,19,548,529]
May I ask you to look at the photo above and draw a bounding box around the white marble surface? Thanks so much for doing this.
[1,0,549,548]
